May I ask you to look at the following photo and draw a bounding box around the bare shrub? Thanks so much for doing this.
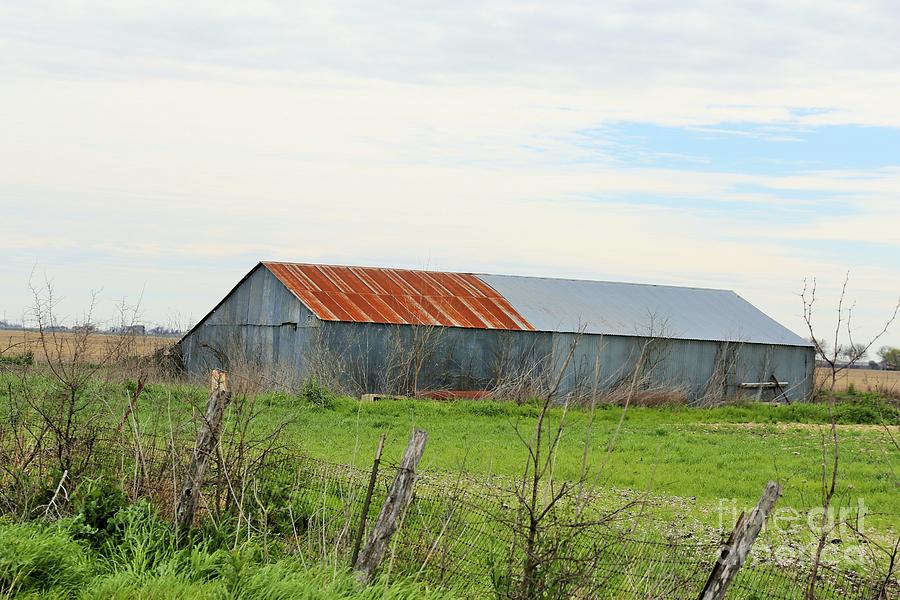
[302,326,355,395]
[502,335,583,598]
[695,340,747,407]
[803,273,899,395]
[23,282,144,477]
[606,384,690,407]
[381,324,446,397]
[490,333,671,599]
[800,273,900,599]
[491,349,555,405]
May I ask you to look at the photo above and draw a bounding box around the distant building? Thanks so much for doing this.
[177,262,815,402]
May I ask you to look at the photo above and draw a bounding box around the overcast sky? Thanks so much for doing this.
[2,1,899,349]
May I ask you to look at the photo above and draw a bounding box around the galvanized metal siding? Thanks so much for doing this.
[728,343,814,401]
[184,322,813,401]
[203,265,303,327]
[312,321,552,393]
[180,265,316,380]
[543,334,812,401]
[310,324,814,401]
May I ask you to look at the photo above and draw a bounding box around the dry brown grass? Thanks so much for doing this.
[602,385,690,407]
[816,367,900,395]
[0,329,176,363]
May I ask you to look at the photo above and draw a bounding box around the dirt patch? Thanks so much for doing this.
[700,422,895,433]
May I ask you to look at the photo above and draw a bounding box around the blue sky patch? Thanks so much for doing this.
[580,192,856,226]
[579,122,900,174]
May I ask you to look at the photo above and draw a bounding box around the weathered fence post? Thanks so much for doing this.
[353,429,428,584]
[698,480,782,600]
[175,370,231,530]
[350,432,386,567]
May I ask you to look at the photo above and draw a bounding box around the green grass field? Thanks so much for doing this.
[250,393,897,534]
[5,374,894,536]
[0,508,459,599]
[1,372,898,596]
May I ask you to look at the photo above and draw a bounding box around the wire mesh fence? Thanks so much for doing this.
[0,425,896,599]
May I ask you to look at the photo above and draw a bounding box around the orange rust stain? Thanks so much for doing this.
[264,262,535,331]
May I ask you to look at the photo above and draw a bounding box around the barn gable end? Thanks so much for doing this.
[178,263,320,377]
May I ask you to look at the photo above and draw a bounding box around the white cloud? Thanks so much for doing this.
[0,2,898,346]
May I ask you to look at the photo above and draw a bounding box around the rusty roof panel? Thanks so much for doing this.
[263,262,536,331]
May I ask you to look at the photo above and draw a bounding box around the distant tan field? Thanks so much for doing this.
[816,367,900,394]
[0,329,176,363]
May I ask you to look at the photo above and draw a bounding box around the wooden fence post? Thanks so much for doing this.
[698,481,782,600]
[350,433,386,566]
[353,429,428,584]
[175,371,231,530]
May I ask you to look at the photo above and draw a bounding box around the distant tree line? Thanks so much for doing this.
[879,346,900,370]
[0,319,181,337]
[809,338,900,370]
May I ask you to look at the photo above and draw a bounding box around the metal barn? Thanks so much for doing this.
[177,262,815,402]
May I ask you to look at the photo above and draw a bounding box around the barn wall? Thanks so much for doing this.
[179,265,318,382]
[315,322,554,393]
[314,323,814,402]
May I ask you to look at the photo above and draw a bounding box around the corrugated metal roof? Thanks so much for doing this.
[263,262,536,331]
[260,261,809,346]
[478,274,810,346]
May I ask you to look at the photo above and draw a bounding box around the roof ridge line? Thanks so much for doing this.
[476,271,734,294]
[261,260,734,293]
